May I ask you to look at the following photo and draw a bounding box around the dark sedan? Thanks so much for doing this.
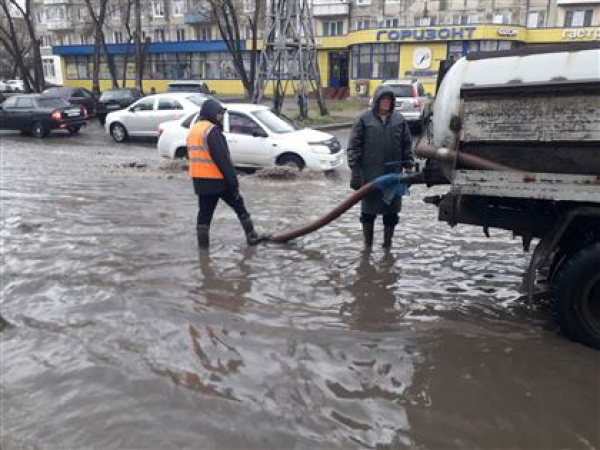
[42,87,98,116]
[97,88,143,125]
[0,94,89,137]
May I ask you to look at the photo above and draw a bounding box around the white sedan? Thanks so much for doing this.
[157,103,344,172]
[105,92,208,142]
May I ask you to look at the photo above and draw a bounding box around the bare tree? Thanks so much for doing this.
[0,0,45,92]
[84,0,119,93]
[206,0,263,99]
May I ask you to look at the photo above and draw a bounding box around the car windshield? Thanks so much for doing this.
[253,109,296,134]
[37,97,70,108]
[378,85,413,97]
[186,95,207,107]
[100,90,133,101]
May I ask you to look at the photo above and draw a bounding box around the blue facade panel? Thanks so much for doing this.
[52,40,242,56]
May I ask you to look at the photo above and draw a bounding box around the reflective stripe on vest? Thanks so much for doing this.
[187,121,225,180]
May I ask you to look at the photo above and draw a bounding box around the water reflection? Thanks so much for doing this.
[341,250,407,332]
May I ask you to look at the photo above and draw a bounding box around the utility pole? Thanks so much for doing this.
[253,0,328,119]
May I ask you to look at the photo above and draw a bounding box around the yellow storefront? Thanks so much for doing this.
[55,25,600,96]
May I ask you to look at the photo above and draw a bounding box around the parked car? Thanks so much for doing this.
[97,88,144,125]
[105,92,209,142]
[166,81,214,95]
[0,94,88,137]
[369,79,432,134]
[42,87,98,116]
[0,92,5,104]
[5,79,24,92]
[0,81,10,93]
[157,103,344,172]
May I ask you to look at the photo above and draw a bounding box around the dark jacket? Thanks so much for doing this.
[347,89,413,215]
[192,99,239,196]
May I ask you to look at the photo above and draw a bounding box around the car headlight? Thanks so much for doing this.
[309,144,330,154]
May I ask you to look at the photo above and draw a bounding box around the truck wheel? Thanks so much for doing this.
[551,242,600,349]
[549,223,600,283]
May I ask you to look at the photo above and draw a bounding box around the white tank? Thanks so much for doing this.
[432,45,600,149]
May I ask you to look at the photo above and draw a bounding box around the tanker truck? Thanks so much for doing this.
[417,42,600,349]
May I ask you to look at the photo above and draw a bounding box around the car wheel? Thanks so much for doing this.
[110,122,129,143]
[68,125,81,135]
[31,121,47,138]
[174,147,188,159]
[277,154,305,170]
[412,118,424,135]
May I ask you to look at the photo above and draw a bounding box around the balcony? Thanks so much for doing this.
[184,12,212,24]
[43,0,70,4]
[312,0,349,17]
[46,19,71,31]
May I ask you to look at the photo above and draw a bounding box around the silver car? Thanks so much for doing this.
[370,79,432,134]
[104,92,209,143]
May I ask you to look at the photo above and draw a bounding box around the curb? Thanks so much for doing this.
[311,122,354,131]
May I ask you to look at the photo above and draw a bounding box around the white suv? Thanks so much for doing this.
[369,79,432,134]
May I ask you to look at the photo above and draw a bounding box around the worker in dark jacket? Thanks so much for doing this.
[347,89,414,248]
[188,99,267,249]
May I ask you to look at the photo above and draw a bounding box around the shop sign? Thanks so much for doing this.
[377,26,477,42]
[405,70,438,77]
[413,47,432,69]
[562,28,600,40]
[497,28,518,36]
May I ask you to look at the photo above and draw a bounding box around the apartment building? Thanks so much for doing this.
[36,0,600,95]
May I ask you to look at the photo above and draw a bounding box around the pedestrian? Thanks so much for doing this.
[149,87,157,95]
[347,89,414,248]
[188,98,268,249]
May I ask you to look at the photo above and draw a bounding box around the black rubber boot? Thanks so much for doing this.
[383,225,395,248]
[196,225,210,249]
[362,222,374,247]
[240,217,269,246]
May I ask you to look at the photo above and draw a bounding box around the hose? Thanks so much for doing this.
[269,172,424,243]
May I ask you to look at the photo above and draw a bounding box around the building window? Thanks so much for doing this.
[415,16,434,26]
[152,1,164,17]
[493,11,511,24]
[172,0,184,16]
[355,18,372,30]
[153,29,165,42]
[79,34,87,44]
[176,28,186,41]
[114,31,123,43]
[323,21,343,36]
[244,0,255,12]
[453,14,467,25]
[356,0,372,5]
[351,43,399,79]
[43,59,56,78]
[198,27,211,40]
[527,11,545,28]
[467,14,478,24]
[384,18,399,28]
[36,10,44,23]
[41,35,52,47]
[385,0,400,3]
[564,9,593,27]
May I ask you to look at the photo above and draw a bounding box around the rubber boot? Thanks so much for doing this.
[196,225,210,249]
[362,222,374,248]
[383,225,395,248]
[240,217,269,246]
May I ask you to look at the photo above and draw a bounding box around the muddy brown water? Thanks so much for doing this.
[1,135,598,450]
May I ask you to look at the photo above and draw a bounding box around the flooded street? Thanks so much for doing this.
[1,124,598,450]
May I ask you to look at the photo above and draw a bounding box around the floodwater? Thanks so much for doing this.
[1,131,598,450]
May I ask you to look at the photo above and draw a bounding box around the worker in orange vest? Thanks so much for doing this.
[188,99,268,249]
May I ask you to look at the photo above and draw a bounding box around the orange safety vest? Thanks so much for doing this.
[187,120,225,179]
